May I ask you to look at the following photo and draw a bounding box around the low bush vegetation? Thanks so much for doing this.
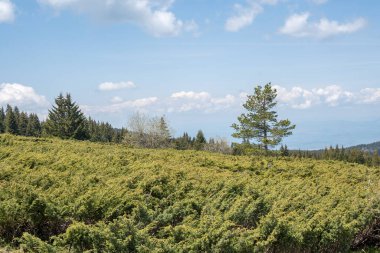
[0,134,380,252]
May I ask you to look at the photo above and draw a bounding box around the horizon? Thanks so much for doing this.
[1,0,379,150]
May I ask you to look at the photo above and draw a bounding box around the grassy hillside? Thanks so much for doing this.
[0,134,380,252]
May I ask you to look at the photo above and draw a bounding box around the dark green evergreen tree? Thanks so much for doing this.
[175,132,192,150]
[18,112,29,136]
[194,130,206,151]
[26,113,42,137]
[13,106,20,134]
[280,144,289,156]
[45,93,88,140]
[112,128,125,143]
[232,83,295,152]
[0,107,5,133]
[5,105,18,135]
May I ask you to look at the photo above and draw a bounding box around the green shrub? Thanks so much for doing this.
[0,135,379,252]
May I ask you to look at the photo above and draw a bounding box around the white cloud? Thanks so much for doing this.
[98,81,136,91]
[358,88,380,104]
[225,0,278,32]
[312,85,354,106]
[38,0,196,37]
[274,85,318,109]
[311,0,328,4]
[111,96,123,103]
[171,91,210,100]
[83,97,158,113]
[80,85,380,116]
[169,91,235,112]
[273,85,380,109]
[279,12,366,38]
[225,2,262,32]
[0,0,15,23]
[0,83,49,108]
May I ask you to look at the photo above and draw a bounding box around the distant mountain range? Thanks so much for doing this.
[348,141,380,154]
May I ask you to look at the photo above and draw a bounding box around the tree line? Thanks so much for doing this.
[283,144,380,167]
[0,93,231,154]
[0,105,42,137]
[1,86,379,166]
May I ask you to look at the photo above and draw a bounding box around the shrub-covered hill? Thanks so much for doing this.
[0,135,380,252]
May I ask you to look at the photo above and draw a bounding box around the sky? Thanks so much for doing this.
[0,0,379,149]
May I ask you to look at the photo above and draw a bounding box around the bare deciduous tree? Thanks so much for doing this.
[124,112,172,148]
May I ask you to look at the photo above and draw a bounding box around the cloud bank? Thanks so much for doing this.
[82,96,158,113]
[170,91,235,112]
[274,85,380,109]
[3,83,379,116]
[85,84,380,115]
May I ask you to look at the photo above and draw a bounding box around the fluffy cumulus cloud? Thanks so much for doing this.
[0,0,15,23]
[170,91,235,113]
[0,83,49,108]
[273,85,380,109]
[38,0,196,37]
[225,0,277,32]
[274,86,318,109]
[98,81,136,91]
[279,12,366,38]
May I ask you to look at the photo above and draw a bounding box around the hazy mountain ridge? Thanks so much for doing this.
[348,141,380,154]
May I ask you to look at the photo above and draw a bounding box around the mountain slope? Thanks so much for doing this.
[0,134,379,252]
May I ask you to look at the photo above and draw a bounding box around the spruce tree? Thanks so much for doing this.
[26,114,42,137]
[158,116,171,147]
[0,107,5,133]
[5,105,18,135]
[232,83,295,151]
[159,117,171,139]
[45,93,88,140]
[18,112,29,136]
[175,132,191,150]
[13,106,20,134]
[194,130,206,151]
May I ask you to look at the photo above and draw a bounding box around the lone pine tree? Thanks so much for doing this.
[232,83,295,151]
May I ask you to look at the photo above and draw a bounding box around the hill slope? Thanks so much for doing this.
[348,141,380,154]
[0,135,380,252]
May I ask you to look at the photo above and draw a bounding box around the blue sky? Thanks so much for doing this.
[0,0,379,149]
